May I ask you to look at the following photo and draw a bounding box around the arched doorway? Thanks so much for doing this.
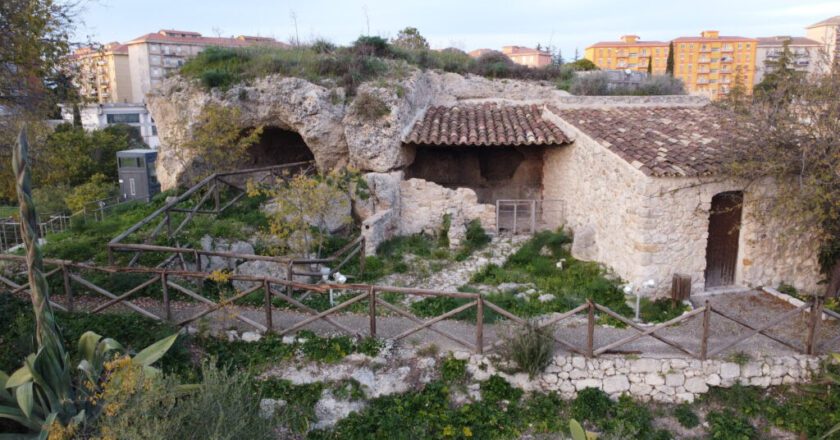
[704,191,743,288]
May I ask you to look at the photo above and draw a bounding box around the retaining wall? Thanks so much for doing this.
[459,352,823,403]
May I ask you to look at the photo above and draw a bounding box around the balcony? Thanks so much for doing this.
[721,46,734,52]
[698,58,711,63]
[697,78,710,84]
[720,57,733,63]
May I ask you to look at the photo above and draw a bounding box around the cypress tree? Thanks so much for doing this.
[647,57,652,74]
[666,41,675,76]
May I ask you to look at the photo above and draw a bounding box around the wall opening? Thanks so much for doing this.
[404,146,545,204]
[244,126,315,167]
[704,191,744,288]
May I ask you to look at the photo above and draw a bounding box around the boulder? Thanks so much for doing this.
[571,224,598,261]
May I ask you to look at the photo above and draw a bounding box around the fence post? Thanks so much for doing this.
[161,271,171,321]
[359,237,366,277]
[475,296,484,354]
[700,300,711,360]
[194,250,201,272]
[512,202,518,234]
[368,286,376,337]
[62,264,74,313]
[806,296,824,355]
[286,261,294,297]
[586,299,595,358]
[165,211,172,238]
[214,181,221,213]
[264,278,273,332]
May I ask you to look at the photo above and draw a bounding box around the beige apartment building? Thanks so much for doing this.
[126,29,286,101]
[806,15,840,69]
[754,36,822,84]
[501,46,552,67]
[71,43,135,103]
[468,46,552,68]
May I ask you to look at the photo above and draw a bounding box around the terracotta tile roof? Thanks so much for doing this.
[548,105,741,177]
[807,15,840,28]
[405,104,570,147]
[756,36,822,47]
[588,41,669,48]
[672,36,756,42]
[126,30,288,48]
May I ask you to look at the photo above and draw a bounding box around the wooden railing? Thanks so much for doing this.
[1,254,835,357]
[104,162,365,280]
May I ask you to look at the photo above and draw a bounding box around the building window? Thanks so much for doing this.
[118,157,144,168]
[107,113,141,124]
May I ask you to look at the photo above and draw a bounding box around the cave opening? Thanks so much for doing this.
[244,126,315,167]
[404,146,544,204]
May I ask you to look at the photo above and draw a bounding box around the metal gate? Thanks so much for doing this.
[704,191,743,288]
[495,199,537,235]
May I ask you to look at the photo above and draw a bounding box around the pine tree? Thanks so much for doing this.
[666,41,675,76]
[574,48,579,61]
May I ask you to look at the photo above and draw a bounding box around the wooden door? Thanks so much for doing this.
[704,192,743,288]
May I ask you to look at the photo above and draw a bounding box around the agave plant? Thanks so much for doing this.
[0,331,179,438]
[570,419,598,440]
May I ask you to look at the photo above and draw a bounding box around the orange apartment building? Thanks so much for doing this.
[70,42,135,103]
[585,35,670,74]
[672,31,757,99]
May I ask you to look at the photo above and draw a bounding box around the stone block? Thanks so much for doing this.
[644,373,665,386]
[630,358,661,373]
[665,373,685,387]
[602,375,630,394]
[684,377,709,393]
[719,362,740,379]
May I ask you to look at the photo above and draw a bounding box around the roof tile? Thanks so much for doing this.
[405,103,570,147]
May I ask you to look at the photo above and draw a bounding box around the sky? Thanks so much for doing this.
[76,0,839,57]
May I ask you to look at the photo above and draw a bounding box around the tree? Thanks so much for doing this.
[552,47,565,66]
[723,66,840,298]
[754,39,800,98]
[0,0,78,114]
[392,27,430,51]
[573,48,580,61]
[568,58,598,71]
[666,41,675,76]
[646,57,652,74]
[179,104,263,180]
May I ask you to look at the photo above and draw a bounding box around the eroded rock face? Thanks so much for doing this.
[148,75,350,189]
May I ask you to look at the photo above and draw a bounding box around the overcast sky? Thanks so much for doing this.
[77,0,839,57]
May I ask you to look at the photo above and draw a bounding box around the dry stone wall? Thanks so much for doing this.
[459,352,822,403]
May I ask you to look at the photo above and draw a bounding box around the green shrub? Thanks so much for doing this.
[500,321,555,377]
[639,298,689,323]
[606,395,658,438]
[572,387,614,423]
[257,378,324,433]
[481,375,523,404]
[352,91,390,120]
[707,409,757,440]
[673,402,700,428]
[96,362,276,440]
[64,173,117,212]
[440,356,468,383]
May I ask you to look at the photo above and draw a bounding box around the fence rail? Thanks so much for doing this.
[1,253,835,358]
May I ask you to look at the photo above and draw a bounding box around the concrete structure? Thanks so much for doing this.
[585,35,670,74]
[70,43,135,103]
[806,15,840,70]
[754,36,822,84]
[500,46,552,68]
[60,103,159,148]
[672,31,757,99]
[126,29,287,101]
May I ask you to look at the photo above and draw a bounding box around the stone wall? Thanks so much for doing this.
[541,109,821,296]
[398,178,496,248]
[640,177,823,295]
[460,353,822,403]
[541,111,650,285]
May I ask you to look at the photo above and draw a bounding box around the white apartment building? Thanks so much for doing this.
[60,103,159,148]
[125,29,286,101]
[806,15,840,70]
[754,36,822,84]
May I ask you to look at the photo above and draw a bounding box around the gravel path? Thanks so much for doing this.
[35,289,840,358]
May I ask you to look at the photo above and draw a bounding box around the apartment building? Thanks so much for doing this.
[585,35,670,74]
[806,16,840,69]
[125,30,286,101]
[500,46,552,68]
[70,43,135,103]
[754,36,822,84]
[60,103,160,148]
[672,31,757,99]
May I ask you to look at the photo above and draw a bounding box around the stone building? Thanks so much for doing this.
[148,70,820,297]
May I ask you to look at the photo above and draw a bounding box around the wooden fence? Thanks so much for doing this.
[104,161,365,281]
[1,254,835,358]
